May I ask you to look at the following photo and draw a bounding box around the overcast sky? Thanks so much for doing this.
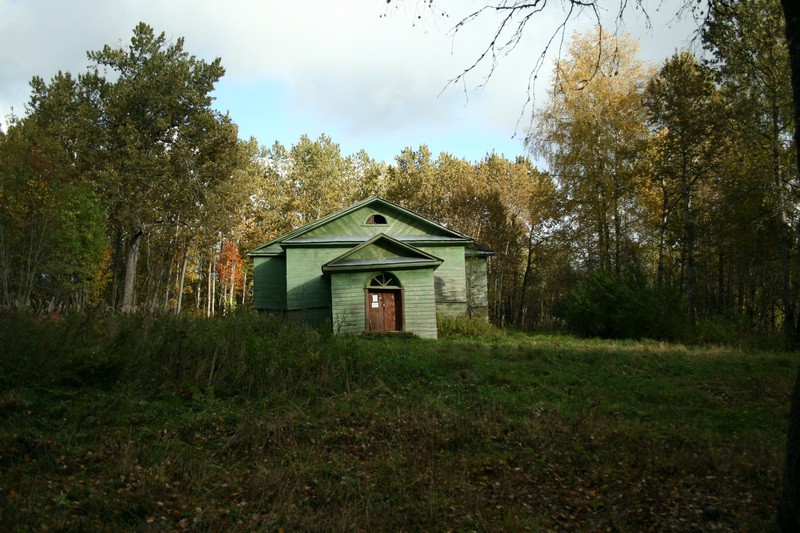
[0,0,699,164]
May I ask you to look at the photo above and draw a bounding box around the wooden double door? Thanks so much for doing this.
[366,288,403,332]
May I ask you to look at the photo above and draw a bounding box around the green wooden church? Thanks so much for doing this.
[248,197,492,339]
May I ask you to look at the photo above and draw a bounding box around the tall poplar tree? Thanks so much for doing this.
[87,23,226,313]
[703,0,795,340]
[531,29,650,275]
[644,52,728,327]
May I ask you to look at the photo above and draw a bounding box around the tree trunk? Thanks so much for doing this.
[0,229,10,306]
[176,243,189,314]
[211,263,216,316]
[680,153,696,327]
[612,186,622,277]
[229,263,235,312]
[717,248,724,313]
[164,254,174,312]
[773,101,796,348]
[657,178,669,288]
[781,365,800,532]
[241,269,247,306]
[110,230,124,310]
[196,275,201,310]
[516,228,536,328]
[206,257,213,318]
[120,228,144,314]
[778,1,800,530]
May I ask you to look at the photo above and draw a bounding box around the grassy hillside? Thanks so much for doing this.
[0,311,796,530]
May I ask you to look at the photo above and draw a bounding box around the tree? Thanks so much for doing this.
[703,0,796,340]
[286,134,353,224]
[348,149,388,200]
[385,145,441,218]
[644,52,728,327]
[390,1,800,528]
[0,85,109,310]
[216,240,244,313]
[18,23,258,316]
[86,23,226,313]
[530,29,650,275]
[470,154,559,328]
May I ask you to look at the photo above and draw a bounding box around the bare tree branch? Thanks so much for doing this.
[431,1,664,134]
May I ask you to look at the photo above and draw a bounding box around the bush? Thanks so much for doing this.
[437,314,505,338]
[692,315,783,350]
[555,271,688,340]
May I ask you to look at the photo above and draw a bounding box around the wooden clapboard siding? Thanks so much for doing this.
[330,269,438,339]
[398,269,438,339]
[249,197,492,337]
[252,256,286,310]
[348,239,408,260]
[304,205,452,239]
[286,307,331,325]
[434,301,469,316]
[285,247,350,311]
[418,245,467,305]
[466,256,490,319]
[330,272,369,335]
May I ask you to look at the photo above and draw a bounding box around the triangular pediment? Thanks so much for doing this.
[322,233,443,273]
[249,196,471,256]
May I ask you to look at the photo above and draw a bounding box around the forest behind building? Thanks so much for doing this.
[0,0,795,344]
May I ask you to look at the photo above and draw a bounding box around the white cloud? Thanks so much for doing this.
[1,0,697,159]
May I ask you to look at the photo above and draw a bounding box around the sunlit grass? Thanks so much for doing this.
[0,311,795,530]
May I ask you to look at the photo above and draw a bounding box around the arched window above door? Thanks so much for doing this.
[369,272,400,287]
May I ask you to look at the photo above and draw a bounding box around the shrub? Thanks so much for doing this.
[555,271,687,340]
[692,315,783,350]
[437,314,505,338]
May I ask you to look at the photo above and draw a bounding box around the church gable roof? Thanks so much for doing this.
[249,196,471,256]
[322,233,443,273]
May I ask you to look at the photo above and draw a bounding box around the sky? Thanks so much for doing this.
[0,0,699,165]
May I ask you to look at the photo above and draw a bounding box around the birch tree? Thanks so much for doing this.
[530,29,650,274]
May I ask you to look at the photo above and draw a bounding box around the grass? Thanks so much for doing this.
[0,310,797,530]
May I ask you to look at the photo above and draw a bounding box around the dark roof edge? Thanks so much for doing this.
[247,249,286,258]
[466,243,495,257]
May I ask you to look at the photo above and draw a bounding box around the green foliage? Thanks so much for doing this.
[691,315,783,350]
[437,313,505,338]
[3,19,796,343]
[0,119,110,308]
[555,271,688,340]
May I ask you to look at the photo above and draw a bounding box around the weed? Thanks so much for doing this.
[437,313,505,338]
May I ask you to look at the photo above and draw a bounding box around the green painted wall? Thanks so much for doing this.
[466,257,489,319]
[251,198,492,333]
[331,268,438,339]
[417,245,467,315]
[348,239,416,260]
[303,205,452,239]
[254,242,481,327]
[330,272,368,335]
[400,269,438,339]
[252,256,287,310]
[286,307,331,325]
[285,246,351,312]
